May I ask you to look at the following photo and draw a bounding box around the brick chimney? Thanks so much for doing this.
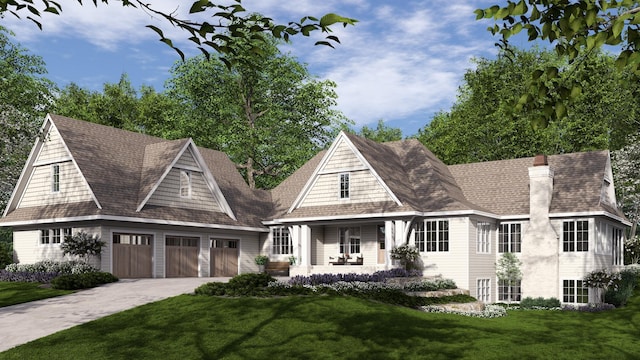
[533,154,548,167]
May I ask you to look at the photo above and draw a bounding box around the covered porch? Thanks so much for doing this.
[284,219,414,276]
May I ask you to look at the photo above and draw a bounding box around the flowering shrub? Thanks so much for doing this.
[0,269,59,283]
[562,303,616,312]
[5,260,99,275]
[421,304,507,318]
[288,269,423,286]
[390,244,420,270]
[625,236,640,264]
[402,279,457,292]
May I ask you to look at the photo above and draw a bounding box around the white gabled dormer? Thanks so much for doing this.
[4,114,101,216]
[136,139,236,220]
[287,131,401,213]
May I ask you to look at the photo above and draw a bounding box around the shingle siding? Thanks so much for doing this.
[147,168,221,212]
[19,161,93,208]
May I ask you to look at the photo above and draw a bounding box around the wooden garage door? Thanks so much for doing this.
[210,239,238,277]
[166,236,199,277]
[113,233,153,278]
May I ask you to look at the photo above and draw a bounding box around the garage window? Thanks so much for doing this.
[113,233,152,245]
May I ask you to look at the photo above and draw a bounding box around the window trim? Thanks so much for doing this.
[563,279,589,304]
[339,172,350,199]
[498,222,521,253]
[563,220,589,252]
[415,219,449,252]
[51,164,60,193]
[476,222,491,254]
[339,227,361,255]
[179,170,192,198]
[271,226,292,255]
[476,278,491,303]
[498,279,522,302]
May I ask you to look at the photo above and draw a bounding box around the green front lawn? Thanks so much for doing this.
[0,282,73,307]
[1,289,639,360]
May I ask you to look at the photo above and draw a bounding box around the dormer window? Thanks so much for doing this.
[180,170,191,198]
[51,164,60,193]
[339,173,350,199]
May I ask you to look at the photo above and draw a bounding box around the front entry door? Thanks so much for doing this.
[210,239,239,277]
[377,225,386,264]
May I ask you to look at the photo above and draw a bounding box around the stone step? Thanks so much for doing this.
[406,288,470,298]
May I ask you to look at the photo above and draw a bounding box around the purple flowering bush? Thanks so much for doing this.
[288,268,423,286]
[0,269,60,283]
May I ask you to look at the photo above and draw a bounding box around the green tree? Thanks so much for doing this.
[358,120,403,143]
[612,133,640,237]
[1,1,356,60]
[476,1,640,124]
[60,231,106,264]
[496,252,522,305]
[165,35,350,189]
[0,26,56,210]
[417,48,640,165]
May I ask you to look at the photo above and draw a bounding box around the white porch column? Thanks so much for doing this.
[385,220,394,267]
[300,225,312,271]
[289,225,300,264]
[393,220,406,246]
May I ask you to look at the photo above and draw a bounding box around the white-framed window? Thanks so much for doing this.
[476,222,491,254]
[563,279,589,303]
[63,227,73,241]
[415,221,425,252]
[563,220,588,252]
[498,279,522,302]
[51,164,60,193]
[180,170,191,198]
[40,229,50,244]
[40,228,72,245]
[52,228,62,244]
[339,173,350,199]
[477,278,491,303]
[271,227,292,255]
[612,227,624,266]
[417,219,449,252]
[339,227,360,254]
[498,223,521,253]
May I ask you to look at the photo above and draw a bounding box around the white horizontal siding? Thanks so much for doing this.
[419,218,470,290]
[175,149,199,169]
[301,170,392,207]
[147,168,222,211]
[19,161,93,208]
[36,126,67,163]
[322,138,363,172]
[467,218,497,302]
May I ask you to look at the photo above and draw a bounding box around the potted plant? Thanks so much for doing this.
[288,256,297,265]
[255,255,269,273]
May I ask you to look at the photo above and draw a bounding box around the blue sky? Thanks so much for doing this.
[1,0,518,137]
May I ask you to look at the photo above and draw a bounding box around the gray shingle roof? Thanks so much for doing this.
[1,115,270,229]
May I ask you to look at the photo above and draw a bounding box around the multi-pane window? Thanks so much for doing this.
[563,279,589,303]
[477,278,491,303]
[477,222,491,254]
[51,164,60,193]
[339,173,350,199]
[180,170,191,198]
[339,227,360,254]
[612,227,624,266]
[498,223,521,253]
[271,227,292,255]
[40,229,50,244]
[498,279,522,302]
[40,228,72,245]
[113,233,152,245]
[415,221,425,252]
[563,220,588,252]
[422,220,449,252]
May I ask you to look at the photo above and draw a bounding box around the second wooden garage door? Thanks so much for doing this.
[210,239,238,277]
[166,236,199,277]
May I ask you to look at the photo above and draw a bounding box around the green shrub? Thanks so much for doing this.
[604,269,638,307]
[51,272,118,290]
[0,241,13,268]
[520,297,561,309]
[195,282,228,296]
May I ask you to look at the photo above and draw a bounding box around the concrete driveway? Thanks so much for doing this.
[0,277,229,352]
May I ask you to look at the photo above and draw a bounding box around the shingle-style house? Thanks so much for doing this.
[1,114,629,304]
